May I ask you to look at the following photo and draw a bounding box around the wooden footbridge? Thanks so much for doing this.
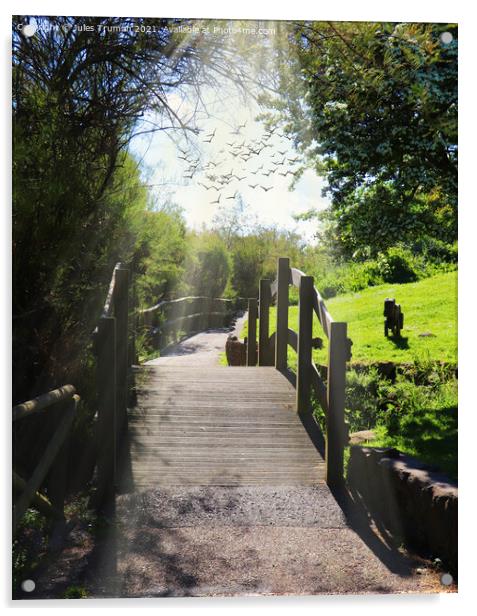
[14,260,441,598]
[13,257,351,528]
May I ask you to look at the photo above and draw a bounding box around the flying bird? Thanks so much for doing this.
[199,182,216,190]
[260,185,273,192]
[210,194,222,204]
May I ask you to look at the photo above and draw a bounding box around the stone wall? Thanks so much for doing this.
[347,446,458,575]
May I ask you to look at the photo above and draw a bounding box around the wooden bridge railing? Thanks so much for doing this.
[12,385,79,534]
[91,265,246,506]
[92,262,130,507]
[137,296,244,351]
[246,257,352,487]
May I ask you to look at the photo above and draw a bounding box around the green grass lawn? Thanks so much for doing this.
[241,271,457,366]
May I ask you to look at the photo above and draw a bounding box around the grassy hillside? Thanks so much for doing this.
[242,271,457,365]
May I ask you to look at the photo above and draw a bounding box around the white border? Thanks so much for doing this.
[2,1,476,613]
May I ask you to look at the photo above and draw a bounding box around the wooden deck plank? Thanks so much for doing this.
[120,366,325,490]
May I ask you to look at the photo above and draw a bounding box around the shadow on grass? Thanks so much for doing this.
[387,336,410,350]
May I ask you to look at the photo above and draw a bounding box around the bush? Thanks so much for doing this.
[314,260,384,299]
[376,246,419,283]
[309,240,458,300]
[313,361,458,479]
[413,237,458,264]
[182,235,230,298]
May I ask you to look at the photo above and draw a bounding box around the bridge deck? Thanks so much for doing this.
[120,366,325,490]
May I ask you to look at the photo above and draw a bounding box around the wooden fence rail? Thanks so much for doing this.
[12,385,79,534]
[137,296,244,351]
[247,257,352,487]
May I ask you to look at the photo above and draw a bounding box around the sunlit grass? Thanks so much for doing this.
[241,271,457,365]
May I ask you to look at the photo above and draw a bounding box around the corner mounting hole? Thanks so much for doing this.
[21,579,35,593]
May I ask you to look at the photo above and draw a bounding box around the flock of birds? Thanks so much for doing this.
[176,122,301,204]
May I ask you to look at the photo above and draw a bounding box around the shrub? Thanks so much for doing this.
[376,246,419,283]
[312,360,458,479]
[314,260,384,299]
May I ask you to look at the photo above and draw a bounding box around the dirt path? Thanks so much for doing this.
[144,311,248,367]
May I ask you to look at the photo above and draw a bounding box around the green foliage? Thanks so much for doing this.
[370,374,457,479]
[313,260,384,299]
[376,246,419,283]
[344,368,382,432]
[313,361,457,481]
[134,205,187,306]
[313,362,458,479]
[63,586,89,599]
[12,509,48,590]
[181,233,231,298]
[301,236,456,302]
[230,235,266,299]
[260,22,457,257]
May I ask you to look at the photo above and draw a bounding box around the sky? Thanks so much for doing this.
[129,48,330,243]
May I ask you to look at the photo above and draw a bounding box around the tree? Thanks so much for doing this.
[260,21,457,257]
[12,15,263,400]
[181,233,231,298]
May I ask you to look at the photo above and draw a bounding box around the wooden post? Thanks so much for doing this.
[247,298,258,367]
[95,316,116,508]
[326,321,348,488]
[275,257,290,372]
[296,276,314,415]
[47,399,71,517]
[47,395,78,549]
[258,279,272,366]
[114,266,129,450]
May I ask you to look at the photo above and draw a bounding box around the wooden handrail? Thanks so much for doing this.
[13,391,79,532]
[247,257,351,488]
[139,295,235,315]
[137,295,242,351]
[13,384,76,422]
[290,267,333,339]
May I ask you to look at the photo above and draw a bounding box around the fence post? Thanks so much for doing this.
[114,266,129,454]
[259,279,272,366]
[247,298,258,366]
[296,275,314,415]
[326,321,348,488]
[95,315,116,509]
[47,394,79,549]
[275,257,290,372]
